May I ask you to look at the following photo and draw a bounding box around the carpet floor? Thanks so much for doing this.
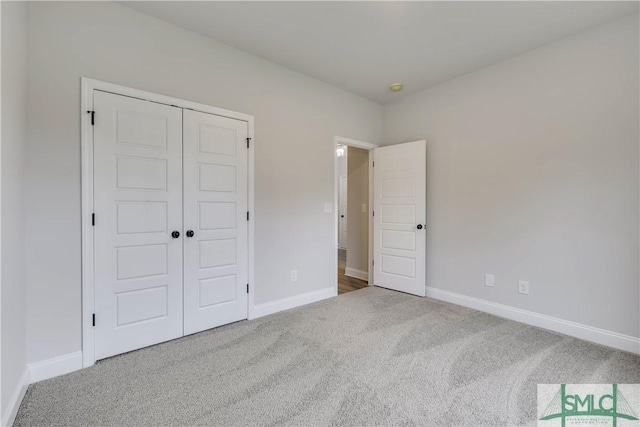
[14,287,640,426]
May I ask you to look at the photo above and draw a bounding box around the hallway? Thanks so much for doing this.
[337,249,368,294]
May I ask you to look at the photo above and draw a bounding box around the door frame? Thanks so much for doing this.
[333,136,378,291]
[81,77,255,368]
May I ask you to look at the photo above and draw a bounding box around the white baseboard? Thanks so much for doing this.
[251,286,337,319]
[28,351,83,384]
[425,286,640,354]
[0,354,79,426]
[344,267,368,281]
[1,367,29,427]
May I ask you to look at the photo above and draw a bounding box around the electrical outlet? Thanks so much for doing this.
[324,203,333,213]
[291,270,298,282]
[518,280,529,295]
[361,203,367,213]
[485,274,494,287]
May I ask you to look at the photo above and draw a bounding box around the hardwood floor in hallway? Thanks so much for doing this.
[338,258,368,294]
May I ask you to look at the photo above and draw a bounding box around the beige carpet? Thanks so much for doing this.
[14,287,640,426]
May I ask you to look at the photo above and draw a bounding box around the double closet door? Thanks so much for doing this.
[93,91,248,360]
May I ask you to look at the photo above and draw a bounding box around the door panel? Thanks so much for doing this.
[183,110,249,335]
[373,140,426,296]
[94,91,183,360]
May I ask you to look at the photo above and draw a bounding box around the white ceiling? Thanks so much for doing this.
[123,1,639,104]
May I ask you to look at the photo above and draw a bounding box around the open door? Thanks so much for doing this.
[373,140,426,296]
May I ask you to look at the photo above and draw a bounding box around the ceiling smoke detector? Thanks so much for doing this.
[389,83,404,92]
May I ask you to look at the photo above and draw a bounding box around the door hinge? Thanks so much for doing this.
[247,137,252,148]
[246,283,249,294]
[87,110,95,125]
[92,213,95,226]
[247,211,250,221]
[92,313,96,327]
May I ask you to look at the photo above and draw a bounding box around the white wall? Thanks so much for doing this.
[24,1,382,364]
[383,14,639,338]
[346,147,369,275]
[1,0,28,422]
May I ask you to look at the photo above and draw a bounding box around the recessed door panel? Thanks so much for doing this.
[116,286,168,326]
[199,239,236,269]
[381,205,415,225]
[183,109,249,335]
[199,202,236,230]
[199,163,236,192]
[116,201,167,234]
[115,244,168,280]
[381,230,415,251]
[199,125,237,156]
[94,90,183,360]
[115,110,168,149]
[199,276,237,308]
[382,178,415,198]
[381,254,415,278]
[116,156,167,190]
[373,140,426,296]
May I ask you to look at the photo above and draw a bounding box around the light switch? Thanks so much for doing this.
[362,204,367,213]
[324,202,333,213]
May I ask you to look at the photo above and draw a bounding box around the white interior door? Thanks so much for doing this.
[339,176,348,249]
[373,140,426,296]
[94,91,184,360]
[183,109,249,335]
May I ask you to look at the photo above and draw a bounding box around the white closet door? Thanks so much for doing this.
[373,140,426,297]
[183,109,249,335]
[94,91,183,360]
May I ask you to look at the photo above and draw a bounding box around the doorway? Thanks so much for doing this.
[334,136,377,295]
[334,137,427,298]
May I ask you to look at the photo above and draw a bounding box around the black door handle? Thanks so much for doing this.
[171,231,180,238]
[186,230,194,238]
[417,224,423,230]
